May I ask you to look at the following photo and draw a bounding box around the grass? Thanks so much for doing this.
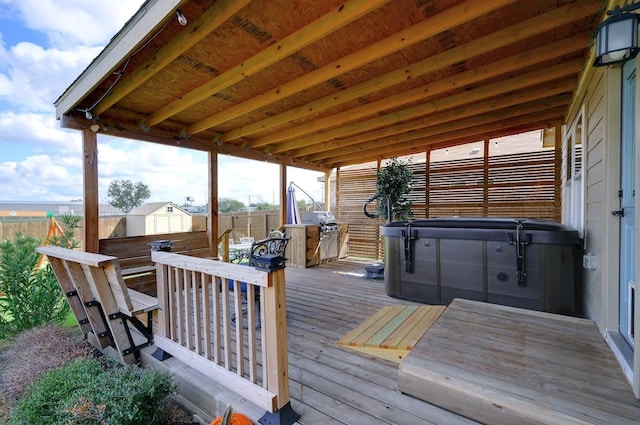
[60,310,77,328]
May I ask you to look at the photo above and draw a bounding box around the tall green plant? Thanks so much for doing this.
[376,157,414,221]
[0,233,69,338]
[49,213,82,249]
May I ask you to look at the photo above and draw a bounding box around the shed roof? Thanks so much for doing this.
[55,0,604,172]
[128,201,189,216]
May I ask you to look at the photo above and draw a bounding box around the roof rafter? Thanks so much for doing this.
[142,0,393,129]
[243,33,587,150]
[328,111,564,168]
[93,0,252,116]
[300,93,572,161]
[269,60,582,154]
[182,0,518,137]
[308,97,570,163]
[236,0,599,148]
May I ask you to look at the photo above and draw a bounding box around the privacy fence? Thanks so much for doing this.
[4,149,560,261]
[335,149,561,260]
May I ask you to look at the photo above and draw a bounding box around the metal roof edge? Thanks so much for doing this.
[54,0,183,120]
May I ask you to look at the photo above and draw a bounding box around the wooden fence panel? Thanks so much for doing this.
[336,149,561,260]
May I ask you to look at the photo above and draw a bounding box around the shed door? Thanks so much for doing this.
[620,60,636,348]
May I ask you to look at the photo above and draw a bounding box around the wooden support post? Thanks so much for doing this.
[335,168,341,218]
[208,152,219,257]
[82,129,99,253]
[324,170,331,211]
[262,269,292,408]
[280,164,287,228]
[483,138,490,216]
[553,125,562,222]
[426,147,431,218]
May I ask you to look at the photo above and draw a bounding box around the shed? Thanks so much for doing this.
[126,202,192,236]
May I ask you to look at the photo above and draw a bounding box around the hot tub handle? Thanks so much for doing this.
[402,224,417,273]
[506,221,532,287]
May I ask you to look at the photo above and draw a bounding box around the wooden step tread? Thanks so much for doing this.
[338,305,445,363]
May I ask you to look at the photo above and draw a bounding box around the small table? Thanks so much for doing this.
[229,242,252,263]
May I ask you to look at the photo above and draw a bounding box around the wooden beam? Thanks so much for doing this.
[295,89,573,160]
[280,165,286,228]
[144,0,392,129]
[237,1,596,149]
[243,33,587,148]
[208,152,219,258]
[183,0,518,136]
[324,171,331,211]
[55,0,183,118]
[94,0,251,116]
[240,5,593,148]
[327,111,564,167]
[82,129,99,253]
[311,101,568,163]
[270,61,581,154]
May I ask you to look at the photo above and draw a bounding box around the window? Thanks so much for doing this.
[167,206,173,213]
[564,112,584,237]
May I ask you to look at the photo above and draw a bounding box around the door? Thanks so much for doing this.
[620,59,636,347]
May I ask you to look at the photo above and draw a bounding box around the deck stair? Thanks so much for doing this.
[338,305,445,363]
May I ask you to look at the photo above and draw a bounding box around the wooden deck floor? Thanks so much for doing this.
[399,298,640,425]
[144,259,640,424]
[283,260,477,424]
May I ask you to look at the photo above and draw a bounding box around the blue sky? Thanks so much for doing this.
[0,0,324,207]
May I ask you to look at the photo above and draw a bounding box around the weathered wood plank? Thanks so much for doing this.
[399,299,640,425]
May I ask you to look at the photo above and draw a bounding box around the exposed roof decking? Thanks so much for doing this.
[55,0,603,171]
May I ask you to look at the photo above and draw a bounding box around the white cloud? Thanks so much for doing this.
[0,41,103,112]
[0,111,77,147]
[2,0,145,48]
[0,153,83,201]
[0,0,328,206]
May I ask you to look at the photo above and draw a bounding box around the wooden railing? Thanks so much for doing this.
[216,228,233,262]
[150,251,291,414]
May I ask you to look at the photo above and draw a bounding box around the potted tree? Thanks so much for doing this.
[375,157,414,222]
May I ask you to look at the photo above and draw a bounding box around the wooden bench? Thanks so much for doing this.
[99,231,211,296]
[37,245,159,365]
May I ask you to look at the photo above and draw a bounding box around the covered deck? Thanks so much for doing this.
[142,259,640,424]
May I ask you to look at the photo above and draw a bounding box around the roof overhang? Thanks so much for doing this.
[55,0,605,172]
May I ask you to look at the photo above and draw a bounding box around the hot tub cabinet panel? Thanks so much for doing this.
[381,218,581,314]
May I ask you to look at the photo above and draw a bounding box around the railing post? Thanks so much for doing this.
[152,260,172,361]
[260,268,300,424]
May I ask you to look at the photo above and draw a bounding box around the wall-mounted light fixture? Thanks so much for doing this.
[594,3,640,67]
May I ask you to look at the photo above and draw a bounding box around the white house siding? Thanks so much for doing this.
[571,57,640,396]
[564,67,617,334]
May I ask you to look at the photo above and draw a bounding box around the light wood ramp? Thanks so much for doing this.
[399,298,640,425]
[338,305,445,363]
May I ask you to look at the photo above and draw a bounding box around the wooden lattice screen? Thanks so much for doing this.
[336,149,561,260]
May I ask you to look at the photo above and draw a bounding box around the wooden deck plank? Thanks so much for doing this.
[143,260,640,425]
[398,298,640,425]
[366,306,417,347]
[383,305,445,350]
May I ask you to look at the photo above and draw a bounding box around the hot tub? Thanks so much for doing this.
[380,218,581,314]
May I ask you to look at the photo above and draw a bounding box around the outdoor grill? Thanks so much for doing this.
[303,211,339,261]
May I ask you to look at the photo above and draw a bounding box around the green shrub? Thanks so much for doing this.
[376,157,414,221]
[0,233,69,338]
[9,357,176,425]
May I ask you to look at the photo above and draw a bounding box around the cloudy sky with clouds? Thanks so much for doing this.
[0,0,325,207]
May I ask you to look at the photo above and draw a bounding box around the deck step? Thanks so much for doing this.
[338,305,445,363]
[398,299,640,425]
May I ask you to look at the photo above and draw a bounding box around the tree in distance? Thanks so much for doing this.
[107,180,151,213]
[218,197,246,213]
